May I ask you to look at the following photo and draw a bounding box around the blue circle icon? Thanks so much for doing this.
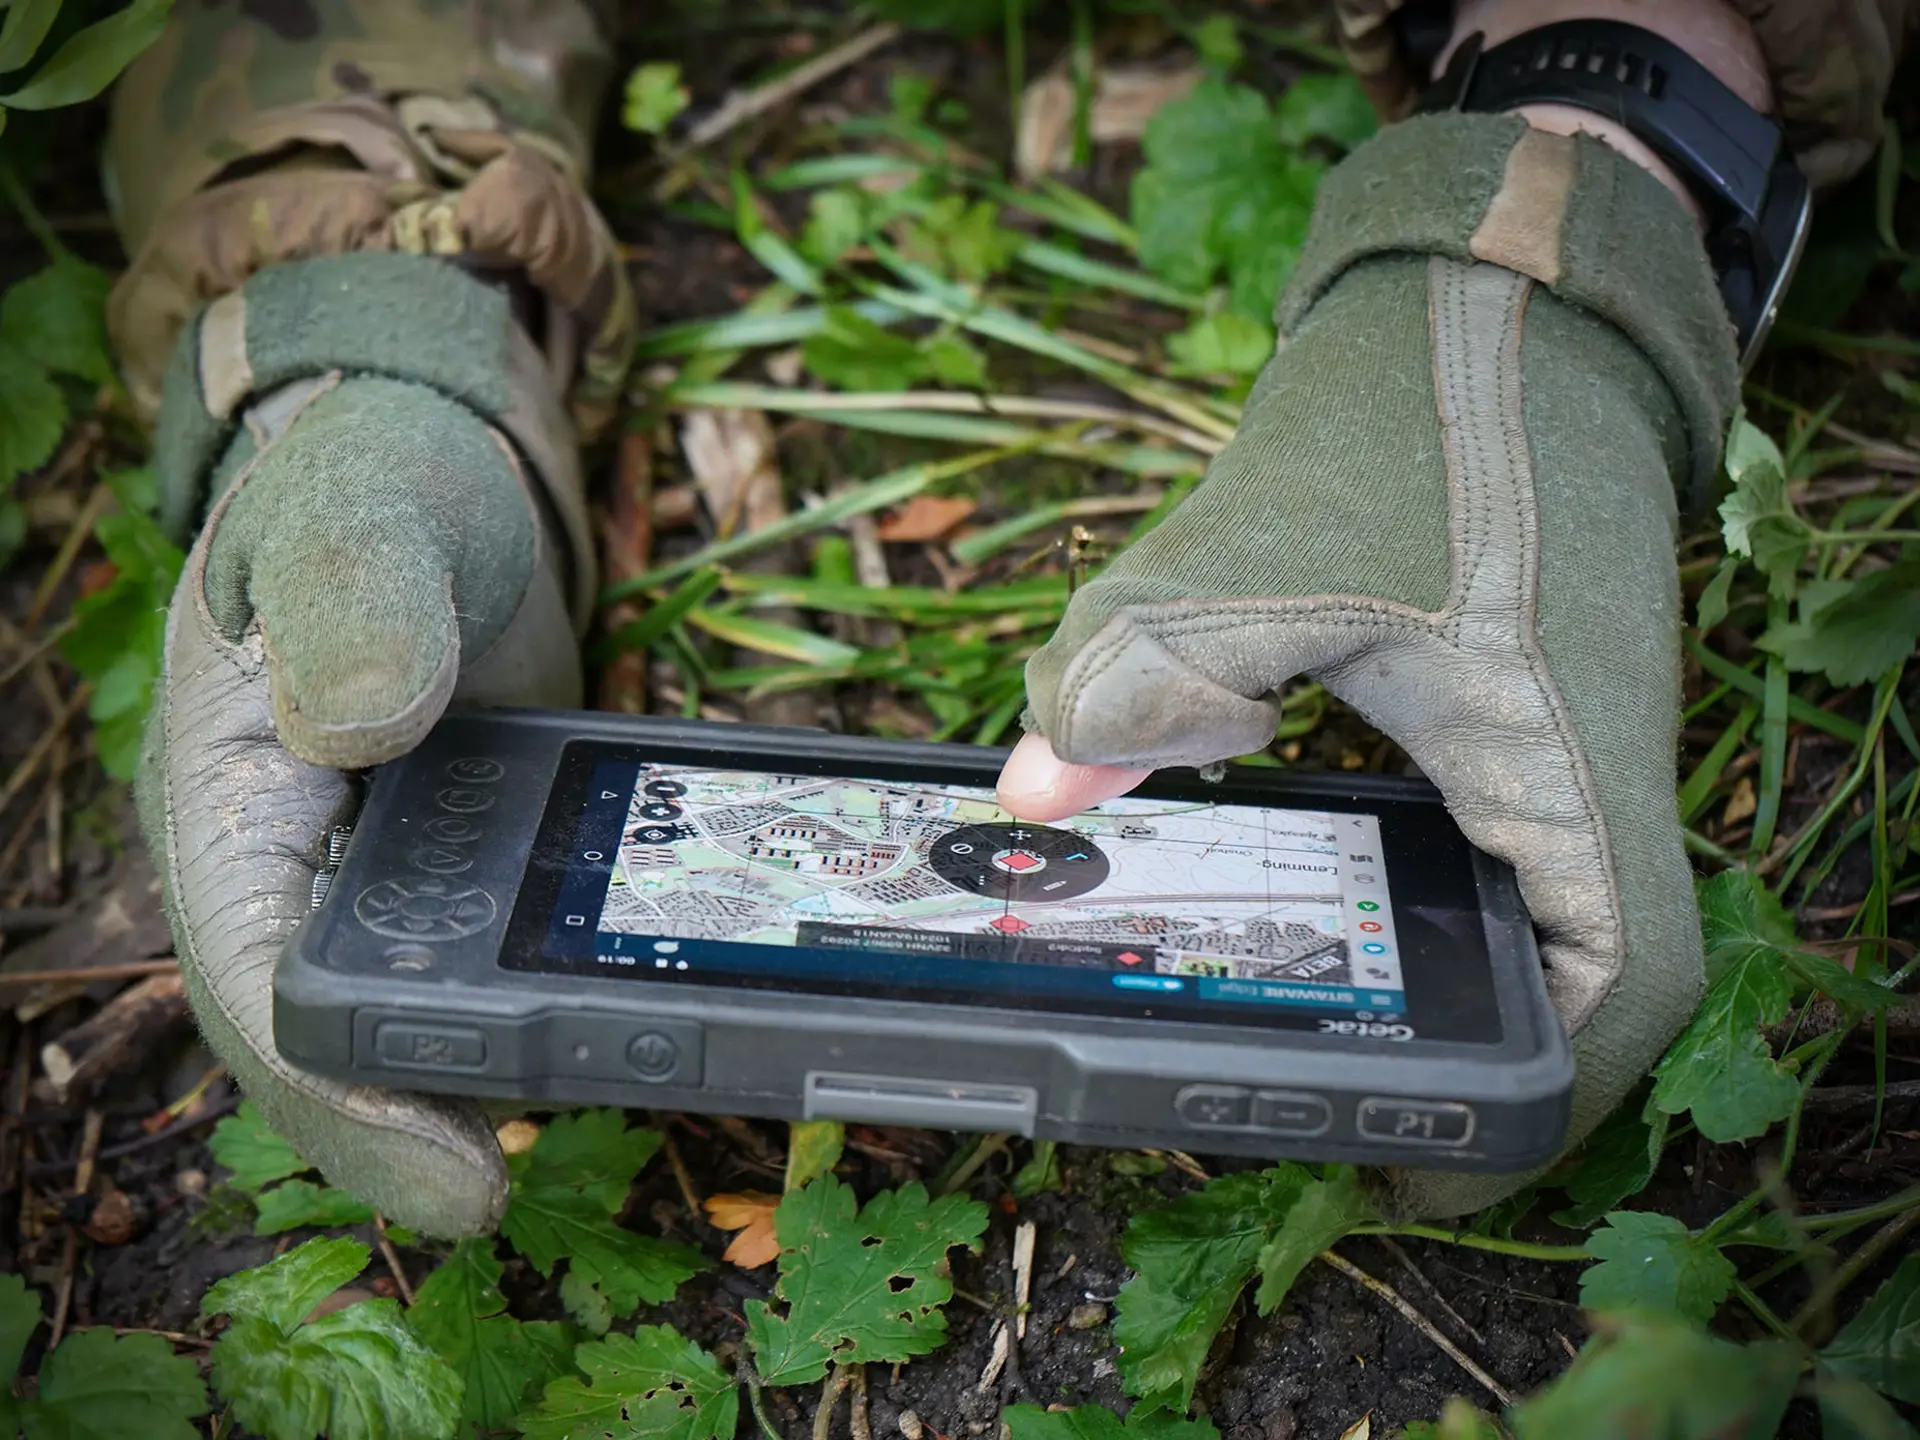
[1361,942,1389,955]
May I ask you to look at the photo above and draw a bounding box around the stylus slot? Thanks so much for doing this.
[805,1072,1038,1134]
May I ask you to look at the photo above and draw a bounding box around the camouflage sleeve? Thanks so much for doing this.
[1334,0,1916,191]
[105,0,634,442]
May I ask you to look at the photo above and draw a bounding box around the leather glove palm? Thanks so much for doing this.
[138,255,582,1236]
[1016,115,1741,1215]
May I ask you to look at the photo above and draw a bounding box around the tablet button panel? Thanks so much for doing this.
[1356,1098,1475,1146]
[374,1021,488,1071]
[1174,1085,1252,1129]
[1251,1090,1333,1136]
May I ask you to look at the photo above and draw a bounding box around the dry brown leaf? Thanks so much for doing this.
[1337,1414,1372,1440]
[494,1118,541,1155]
[1015,63,1203,180]
[1722,775,1758,826]
[704,1190,781,1269]
[876,494,977,542]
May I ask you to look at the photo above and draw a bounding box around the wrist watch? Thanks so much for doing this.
[1409,17,1811,372]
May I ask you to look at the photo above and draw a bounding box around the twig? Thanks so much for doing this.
[1012,1219,1036,1340]
[113,1327,213,1348]
[934,1132,1008,1198]
[679,23,901,155]
[0,686,88,816]
[49,1107,104,1349]
[1317,1249,1517,1408]
[814,1360,855,1440]
[374,1214,415,1307]
[1373,1235,1485,1346]
[742,1366,785,1440]
[977,1320,1011,1392]
[848,1364,872,1440]
[26,1091,238,1179]
[656,1117,705,1218]
[23,480,111,635]
[0,959,180,992]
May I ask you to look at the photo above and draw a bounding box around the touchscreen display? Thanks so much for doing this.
[504,745,1503,1042]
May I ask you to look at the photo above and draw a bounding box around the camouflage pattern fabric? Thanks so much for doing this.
[1336,0,1916,191]
[105,0,633,456]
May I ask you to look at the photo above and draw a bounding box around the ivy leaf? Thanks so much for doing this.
[1003,1402,1221,1440]
[1132,79,1326,319]
[1550,1098,1666,1229]
[1650,872,1800,1141]
[1166,311,1274,378]
[205,1239,460,1440]
[1821,1254,1920,1406]
[502,1111,705,1321]
[0,257,114,387]
[1759,553,1920,686]
[1718,415,1809,597]
[25,1328,207,1440]
[1273,72,1377,150]
[207,1103,308,1193]
[0,336,65,486]
[784,1120,845,1192]
[518,1326,737,1440]
[408,1238,574,1432]
[0,1271,41,1380]
[1253,1165,1372,1314]
[745,1175,988,1386]
[1114,1168,1310,1412]
[1508,1314,1796,1440]
[1578,1212,1736,1324]
[252,1180,376,1235]
[623,61,688,135]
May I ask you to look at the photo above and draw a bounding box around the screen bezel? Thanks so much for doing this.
[499,740,1510,1046]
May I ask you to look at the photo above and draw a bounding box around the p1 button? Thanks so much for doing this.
[1356,1098,1474,1146]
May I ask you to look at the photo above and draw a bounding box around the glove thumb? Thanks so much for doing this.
[203,376,540,769]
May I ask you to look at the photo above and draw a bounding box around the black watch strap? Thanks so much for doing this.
[1414,19,1809,370]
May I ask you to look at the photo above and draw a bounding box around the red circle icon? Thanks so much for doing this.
[1359,921,1382,933]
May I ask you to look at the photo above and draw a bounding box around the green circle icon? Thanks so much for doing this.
[1356,900,1380,912]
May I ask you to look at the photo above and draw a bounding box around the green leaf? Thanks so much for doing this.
[25,1328,207,1440]
[1272,72,1377,150]
[0,336,65,486]
[1550,1099,1666,1229]
[1114,1168,1310,1412]
[1003,1402,1220,1440]
[804,307,925,392]
[1578,1211,1736,1323]
[1508,1314,1797,1440]
[1399,1399,1502,1440]
[0,258,114,385]
[1165,311,1273,377]
[1821,1254,1920,1406]
[408,1239,574,1432]
[1131,79,1325,319]
[0,1271,42,1380]
[1650,871,1801,1141]
[0,0,172,109]
[1252,1165,1371,1313]
[518,1326,737,1440]
[799,189,870,265]
[1758,554,1920,685]
[202,1236,370,1336]
[784,1120,844,1193]
[207,1101,308,1193]
[623,61,688,134]
[1192,15,1242,72]
[1816,1372,1920,1440]
[252,1179,377,1235]
[0,0,65,76]
[897,195,1021,284]
[502,1111,704,1320]
[0,497,25,570]
[1696,556,1737,629]
[1009,1139,1061,1200]
[1718,415,1809,595]
[744,1176,989,1386]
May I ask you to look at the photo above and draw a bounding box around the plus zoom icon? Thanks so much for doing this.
[628,779,694,845]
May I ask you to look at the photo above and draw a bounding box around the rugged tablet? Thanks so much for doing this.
[275,710,1573,1170]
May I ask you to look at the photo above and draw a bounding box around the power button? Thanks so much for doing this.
[627,1031,682,1082]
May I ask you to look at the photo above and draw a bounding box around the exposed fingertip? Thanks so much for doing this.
[996,732,1151,822]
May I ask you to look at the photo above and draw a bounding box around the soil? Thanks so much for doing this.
[2,4,1918,1439]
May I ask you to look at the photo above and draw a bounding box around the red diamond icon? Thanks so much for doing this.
[1117,951,1144,966]
[990,915,1031,934]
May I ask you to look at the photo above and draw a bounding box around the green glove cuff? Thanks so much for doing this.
[152,253,597,629]
[1277,112,1739,505]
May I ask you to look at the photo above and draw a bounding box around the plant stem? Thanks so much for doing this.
[1791,1203,1920,1342]
[0,157,71,263]
[1350,1224,1588,1263]
[1729,1277,1799,1343]
[742,1373,784,1440]
[1801,1184,1920,1233]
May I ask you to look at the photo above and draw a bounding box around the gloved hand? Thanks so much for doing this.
[1001,113,1741,1216]
[137,254,585,1236]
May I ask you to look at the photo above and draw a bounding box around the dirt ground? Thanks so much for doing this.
[2,3,1918,1438]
